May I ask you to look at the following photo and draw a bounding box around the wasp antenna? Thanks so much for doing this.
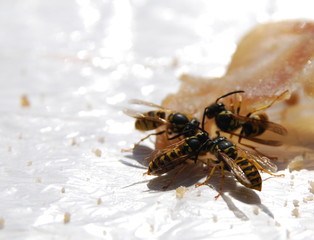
[201,108,207,130]
[216,90,245,103]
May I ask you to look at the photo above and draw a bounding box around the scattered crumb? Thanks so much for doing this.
[97,198,102,205]
[61,187,65,194]
[92,148,102,157]
[35,178,41,183]
[309,181,314,194]
[0,218,4,229]
[253,207,259,215]
[70,138,77,146]
[212,215,218,223]
[149,224,154,232]
[176,186,187,199]
[26,161,32,166]
[293,200,299,207]
[97,136,105,144]
[86,103,93,110]
[20,94,30,107]
[64,212,71,224]
[303,195,314,203]
[291,208,299,217]
[196,190,201,197]
[18,133,23,139]
[7,146,12,152]
[290,175,295,180]
[288,155,304,172]
[284,200,288,207]
[171,57,179,68]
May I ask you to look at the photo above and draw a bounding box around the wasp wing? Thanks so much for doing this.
[148,153,191,175]
[144,138,188,163]
[217,152,252,186]
[230,113,288,135]
[129,99,172,111]
[123,108,146,118]
[237,147,278,173]
[123,108,169,125]
[231,132,283,146]
[144,138,195,175]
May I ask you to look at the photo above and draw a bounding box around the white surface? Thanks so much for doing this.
[1,1,314,239]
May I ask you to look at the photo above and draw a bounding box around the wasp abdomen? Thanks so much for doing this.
[234,157,262,191]
[147,133,208,175]
[135,111,166,130]
[242,113,268,137]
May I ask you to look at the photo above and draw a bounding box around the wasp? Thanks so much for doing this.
[145,127,281,193]
[145,131,209,176]
[196,132,282,196]
[124,99,200,149]
[202,90,288,147]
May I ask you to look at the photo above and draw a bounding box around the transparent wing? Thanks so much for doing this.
[218,152,252,186]
[237,147,278,173]
[129,99,172,111]
[231,132,283,146]
[230,113,288,135]
[144,138,188,162]
[123,108,169,125]
[148,153,191,175]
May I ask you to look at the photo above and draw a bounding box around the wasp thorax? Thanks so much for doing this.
[217,139,234,151]
[169,113,190,124]
[187,138,202,151]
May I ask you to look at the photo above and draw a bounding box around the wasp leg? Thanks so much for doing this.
[162,164,189,190]
[249,159,285,177]
[229,96,235,113]
[236,93,243,115]
[246,90,289,117]
[122,130,166,152]
[195,160,226,199]
[214,164,226,199]
[195,164,218,188]
[229,92,243,115]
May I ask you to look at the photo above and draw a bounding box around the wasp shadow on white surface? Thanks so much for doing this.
[146,163,208,191]
[122,144,274,219]
[198,170,275,219]
[122,144,154,167]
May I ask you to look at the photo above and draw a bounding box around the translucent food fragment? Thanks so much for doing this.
[176,186,187,199]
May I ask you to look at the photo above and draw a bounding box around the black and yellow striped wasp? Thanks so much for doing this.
[144,127,281,193]
[195,132,282,197]
[124,99,200,150]
[202,90,288,147]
